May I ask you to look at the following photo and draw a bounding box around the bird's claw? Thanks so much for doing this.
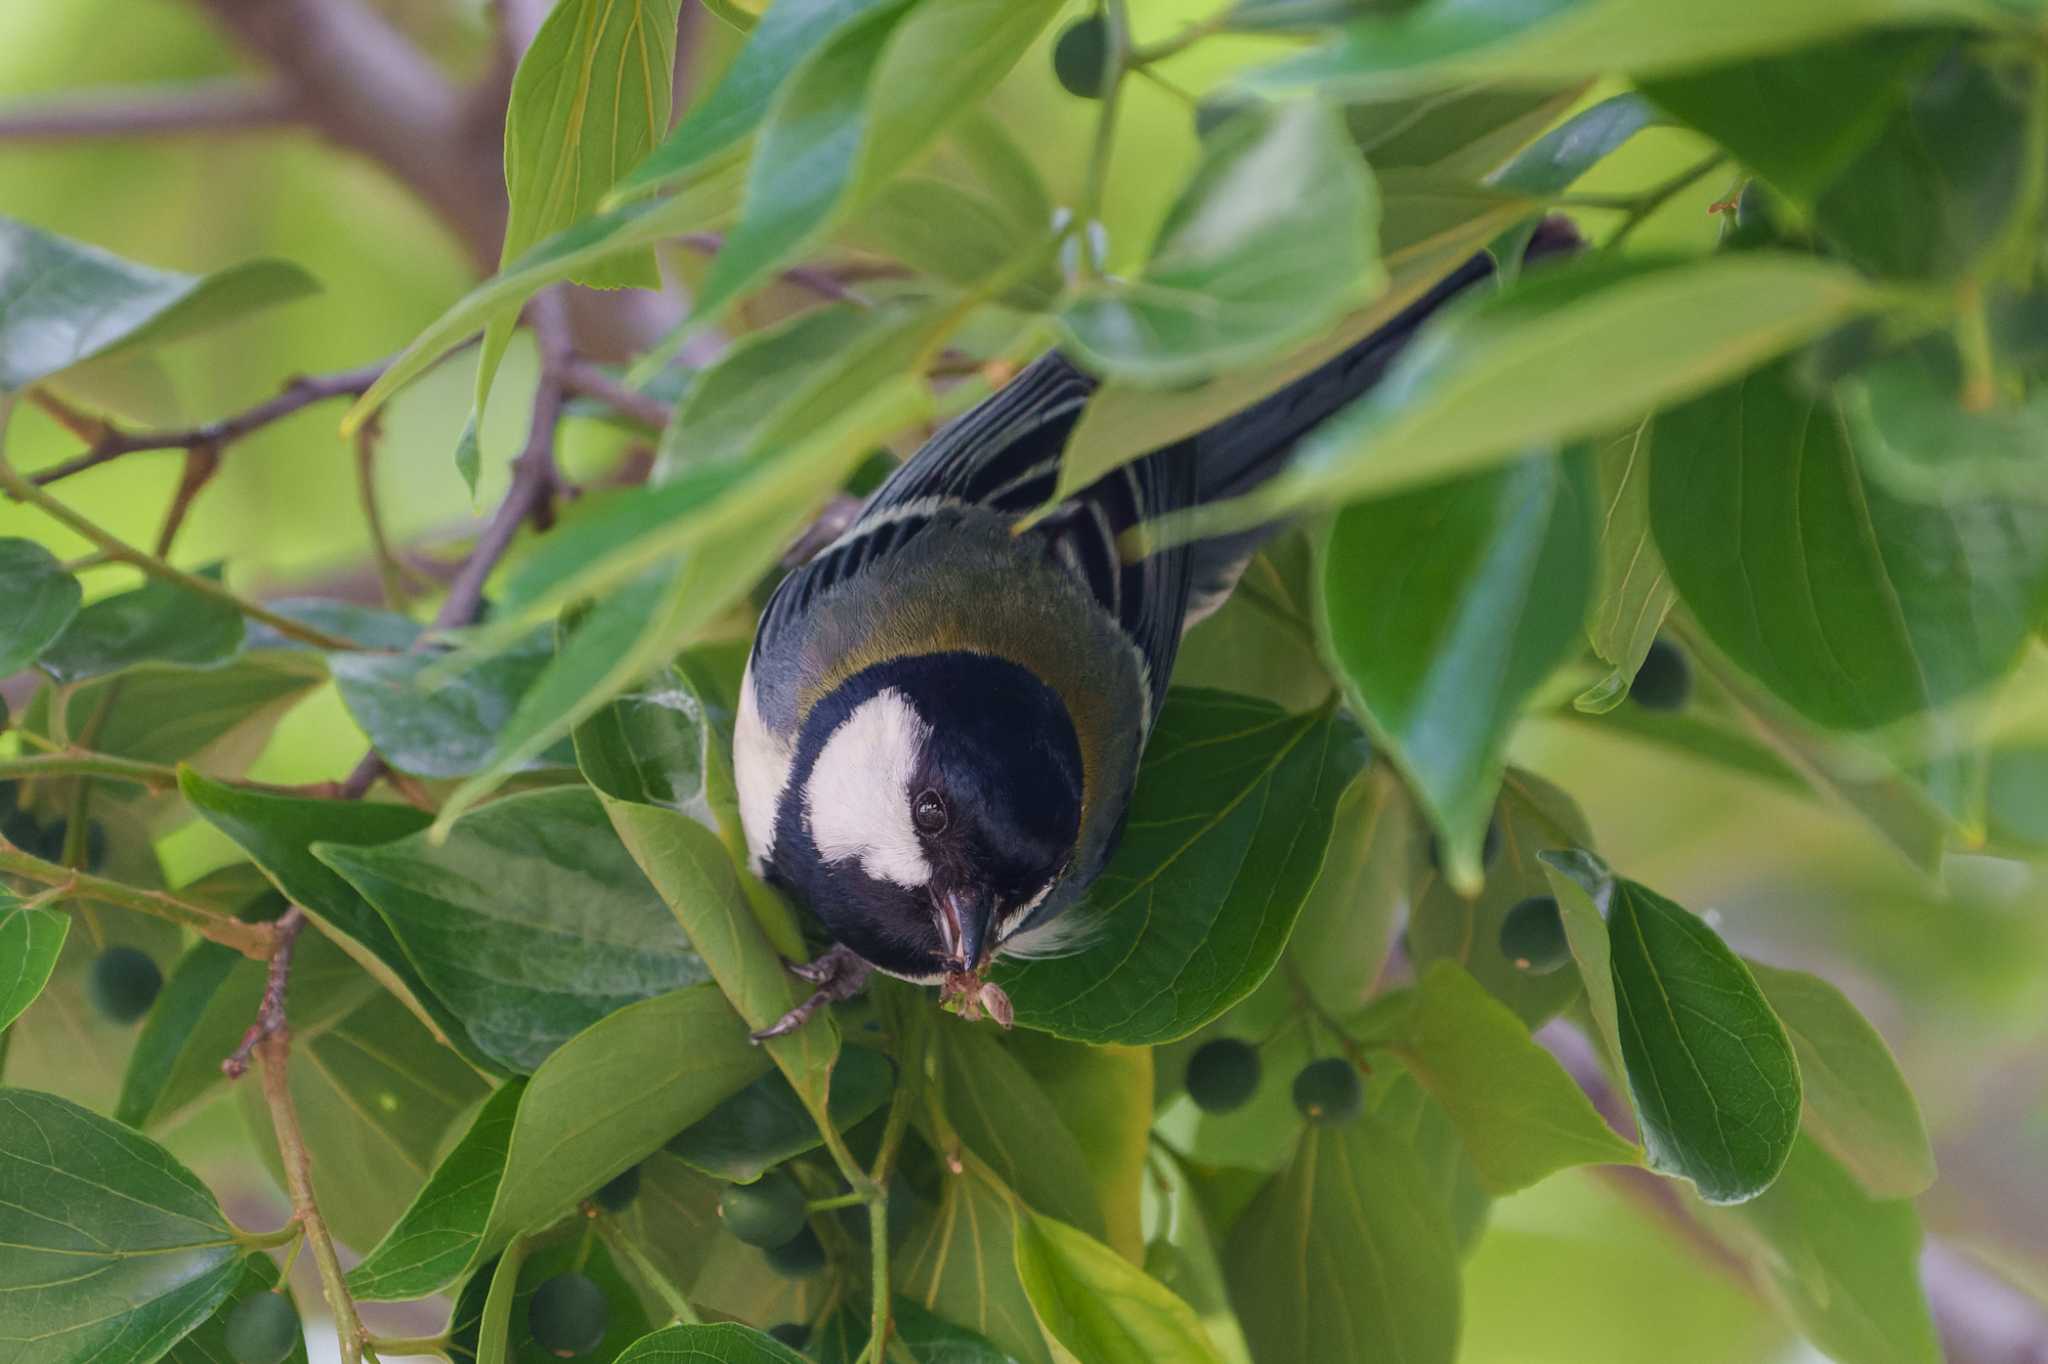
[750,944,873,1043]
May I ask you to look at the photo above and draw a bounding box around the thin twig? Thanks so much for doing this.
[257,1026,365,1364]
[155,443,222,557]
[0,79,297,141]
[675,233,880,306]
[0,840,274,958]
[223,907,308,1079]
[351,414,418,609]
[27,361,386,486]
[561,359,673,430]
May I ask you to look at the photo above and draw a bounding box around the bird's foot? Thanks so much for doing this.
[750,943,874,1042]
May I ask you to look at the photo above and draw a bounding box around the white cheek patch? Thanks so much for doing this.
[804,688,933,889]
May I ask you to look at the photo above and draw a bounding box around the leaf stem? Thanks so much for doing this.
[257,1027,365,1364]
[0,839,275,957]
[0,750,180,791]
[360,1337,449,1360]
[1075,0,1132,282]
[1955,277,1999,413]
[596,1219,701,1326]
[1605,152,1729,249]
[1126,7,1229,66]
[807,1191,868,1213]
[232,1214,305,1251]
[0,458,363,651]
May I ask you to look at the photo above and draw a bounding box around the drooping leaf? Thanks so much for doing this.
[998,691,1368,1045]
[1224,1115,1462,1364]
[1396,961,1640,1191]
[1177,252,1881,541]
[316,786,709,1074]
[1649,360,2048,735]
[328,628,560,780]
[37,569,244,683]
[1575,417,1674,712]
[1539,847,1626,1069]
[1718,1136,1943,1364]
[1318,447,1594,888]
[1014,1211,1226,1364]
[1607,878,1802,1203]
[898,1160,1053,1364]
[1747,960,1936,1198]
[1059,100,1382,389]
[0,539,81,677]
[0,215,317,393]
[0,1087,245,1364]
[664,1043,893,1183]
[0,895,68,1032]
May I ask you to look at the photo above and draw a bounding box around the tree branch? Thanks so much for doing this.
[0,80,297,141]
[257,1025,365,1364]
[223,907,306,1079]
[0,839,274,958]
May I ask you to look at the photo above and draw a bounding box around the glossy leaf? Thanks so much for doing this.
[575,650,736,838]
[665,1043,892,1182]
[997,691,1367,1045]
[1721,1137,1942,1364]
[1224,1116,1461,1364]
[0,539,81,676]
[37,569,244,683]
[328,629,558,779]
[0,1087,244,1364]
[40,654,323,773]
[1406,769,1594,1026]
[1608,878,1801,1203]
[1002,1029,1153,1261]
[164,1255,308,1364]
[937,1026,1108,1238]
[179,770,500,1073]
[899,1160,1052,1364]
[1641,32,1940,201]
[316,786,709,1074]
[1014,1212,1226,1364]
[1184,252,1881,535]
[0,215,316,393]
[1318,448,1594,888]
[1576,418,1674,712]
[1747,961,1936,1198]
[1059,100,1382,388]
[1649,360,2048,733]
[610,1322,809,1364]
[0,896,67,1032]
[1396,961,1639,1191]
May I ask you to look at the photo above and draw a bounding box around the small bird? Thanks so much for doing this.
[735,229,1575,1038]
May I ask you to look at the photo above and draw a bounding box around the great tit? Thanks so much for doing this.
[736,226,1577,1037]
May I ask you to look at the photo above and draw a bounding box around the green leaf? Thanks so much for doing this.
[1058,101,1383,389]
[1240,0,2009,98]
[1346,83,1586,181]
[1318,448,1594,888]
[997,691,1367,1045]
[316,786,709,1074]
[0,1087,244,1364]
[1184,252,1882,536]
[1406,768,1594,1026]
[353,984,767,1302]
[1223,1116,1462,1364]
[454,1231,653,1364]
[1396,961,1640,1191]
[1719,1136,1943,1364]
[1365,1065,1496,1255]
[898,1160,1052,1364]
[1052,172,1535,497]
[0,539,81,676]
[664,1043,892,1182]
[1538,847,1625,1069]
[688,0,1062,324]
[178,770,501,1074]
[1746,960,1936,1198]
[40,654,323,773]
[164,1255,308,1364]
[1812,47,2043,279]
[575,649,737,838]
[1641,32,1942,201]
[0,215,317,393]
[937,1026,1109,1239]
[1649,359,2048,734]
[1488,92,1656,196]
[610,0,907,204]
[114,936,262,1130]
[1575,418,1674,713]
[38,569,244,683]
[1842,332,2048,505]
[1286,766,1412,1016]
[329,630,559,779]
[610,1322,809,1364]
[1987,744,2048,850]
[1607,877,1802,1203]
[1014,1212,1226,1364]
[1001,1030,1153,1261]
[0,896,68,1032]
[813,1295,1023,1364]
[606,1153,724,1307]
[850,177,1059,308]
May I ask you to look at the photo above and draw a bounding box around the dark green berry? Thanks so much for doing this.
[224,1291,300,1364]
[1498,895,1571,974]
[1,808,39,851]
[33,815,67,862]
[1292,1058,1363,1125]
[87,946,161,1024]
[1184,1038,1261,1114]
[764,1224,827,1278]
[1629,638,1692,712]
[719,1170,808,1248]
[527,1272,608,1358]
[1053,16,1110,98]
[768,1322,809,1349]
[592,1163,641,1213]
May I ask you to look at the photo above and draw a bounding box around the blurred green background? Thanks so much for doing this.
[2,2,2041,1362]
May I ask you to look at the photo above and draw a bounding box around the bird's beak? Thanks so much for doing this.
[936,887,996,973]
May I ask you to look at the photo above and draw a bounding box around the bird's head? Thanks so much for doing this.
[773,651,1084,1003]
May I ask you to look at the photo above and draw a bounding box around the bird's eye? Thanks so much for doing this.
[913,789,948,834]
